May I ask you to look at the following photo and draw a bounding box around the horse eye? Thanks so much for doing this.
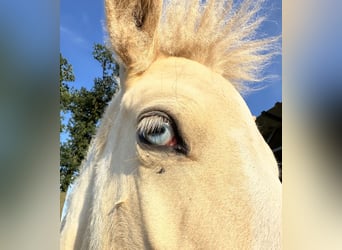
[137,115,177,147]
[137,111,189,155]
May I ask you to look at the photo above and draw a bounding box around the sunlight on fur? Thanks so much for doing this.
[106,0,279,92]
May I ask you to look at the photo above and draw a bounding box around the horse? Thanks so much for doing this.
[60,0,281,249]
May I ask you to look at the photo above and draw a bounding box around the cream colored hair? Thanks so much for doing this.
[106,0,279,92]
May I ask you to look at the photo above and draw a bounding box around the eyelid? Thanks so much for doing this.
[137,110,172,124]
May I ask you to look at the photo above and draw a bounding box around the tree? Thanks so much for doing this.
[60,54,74,133]
[60,44,119,192]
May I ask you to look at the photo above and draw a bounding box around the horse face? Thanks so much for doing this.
[98,56,281,248]
[61,0,282,247]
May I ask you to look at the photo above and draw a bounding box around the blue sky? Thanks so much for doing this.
[60,0,281,116]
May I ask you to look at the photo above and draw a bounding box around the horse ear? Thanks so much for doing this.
[105,0,162,73]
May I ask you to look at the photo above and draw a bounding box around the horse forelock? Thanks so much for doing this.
[106,0,280,92]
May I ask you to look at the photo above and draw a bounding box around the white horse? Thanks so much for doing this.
[60,0,281,249]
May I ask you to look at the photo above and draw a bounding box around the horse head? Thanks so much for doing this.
[61,0,281,249]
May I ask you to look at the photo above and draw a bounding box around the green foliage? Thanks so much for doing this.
[60,54,75,132]
[60,44,119,192]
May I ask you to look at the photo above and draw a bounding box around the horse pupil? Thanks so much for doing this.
[151,125,165,135]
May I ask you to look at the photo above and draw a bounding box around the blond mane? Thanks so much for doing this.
[106,0,279,92]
